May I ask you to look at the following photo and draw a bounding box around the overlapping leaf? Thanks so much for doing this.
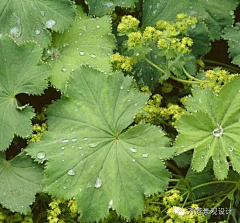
[142,0,238,41]
[175,76,240,180]
[26,66,175,222]
[85,0,138,17]
[45,7,116,90]
[0,152,43,213]
[0,36,50,151]
[0,0,75,48]
[222,23,240,66]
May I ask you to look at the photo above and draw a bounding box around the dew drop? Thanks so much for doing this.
[129,147,137,153]
[45,20,56,28]
[62,139,69,143]
[37,152,46,159]
[96,25,100,28]
[120,86,123,90]
[88,142,99,148]
[142,153,149,158]
[213,124,223,137]
[61,146,65,150]
[10,27,19,36]
[61,68,67,72]
[67,169,76,176]
[40,11,45,16]
[228,147,233,152]
[87,182,91,188]
[72,138,78,142]
[191,24,196,29]
[109,200,113,206]
[132,159,136,162]
[91,54,97,59]
[95,177,102,188]
[83,137,88,141]
[79,51,85,56]
[35,30,40,35]
[78,146,82,150]
[63,186,67,190]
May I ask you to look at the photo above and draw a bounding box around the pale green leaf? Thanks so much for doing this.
[0,0,75,48]
[85,0,138,17]
[0,152,43,213]
[45,7,116,90]
[175,76,240,180]
[222,23,240,66]
[142,0,238,41]
[0,36,50,151]
[26,66,175,222]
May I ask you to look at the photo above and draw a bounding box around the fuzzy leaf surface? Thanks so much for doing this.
[175,76,240,180]
[0,152,43,213]
[26,66,175,222]
[0,36,50,151]
[0,0,75,48]
[142,0,238,41]
[222,23,240,66]
[85,0,138,16]
[46,7,116,90]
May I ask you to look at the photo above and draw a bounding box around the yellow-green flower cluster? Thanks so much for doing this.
[47,199,79,223]
[28,123,48,143]
[196,59,205,70]
[162,82,173,93]
[117,15,140,34]
[134,90,186,126]
[0,206,33,223]
[201,68,238,93]
[166,204,205,223]
[128,31,142,47]
[163,189,183,207]
[110,52,137,72]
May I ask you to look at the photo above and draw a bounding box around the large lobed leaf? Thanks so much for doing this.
[85,0,138,17]
[46,7,116,91]
[26,66,175,222]
[175,76,240,180]
[0,152,43,213]
[222,23,240,67]
[0,36,50,151]
[0,0,75,48]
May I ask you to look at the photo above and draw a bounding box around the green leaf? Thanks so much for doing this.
[172,152,192,168]
[85,0,138,17]
[0,36,50,151]
[0,152,43,213]
[222,23,240,66]
[175,76,240,180]
[26,66,175,222]
[45,7,116,90]
[0,0,75,48]
[142,0,238,41]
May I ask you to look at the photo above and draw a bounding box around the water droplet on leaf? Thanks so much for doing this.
[95,177,102,188]
[37,152,46,159]
[129,147,137,153]
[45,20,56,28]
[79,51,85,56]
[67,169,76,176]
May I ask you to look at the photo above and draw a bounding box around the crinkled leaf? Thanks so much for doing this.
[0,36,50,151]
[222,23,240,66]
[45,7,116,90]
[142,0,238,41]
[175,76,240,180]
[0,152,43,213]
[26,66,175,222]
[0,0,75,48]
[85,0,138,17]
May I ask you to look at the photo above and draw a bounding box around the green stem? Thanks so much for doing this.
[170,179,180,182]
[182,191,189,208]
[203,59,240,73]
[182,66,206,82]
[191,180,238,191]
[169,74,203,84]
[145,57,205,84]
[144,57,166,74]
